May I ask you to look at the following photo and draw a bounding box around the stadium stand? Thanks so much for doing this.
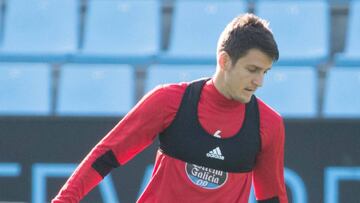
[57,64,134,116]
[0,63,51,115]
[71,0,161,64]
[334,0,360,66]
[255,66,318,118]
[145,64,214,92]
[323,66,360,118]
[0,0,358,118]
[0,0,79,62]
[255,0,330,66]
[158,0,247,64]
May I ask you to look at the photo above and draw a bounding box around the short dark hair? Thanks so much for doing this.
[217,13,279,64]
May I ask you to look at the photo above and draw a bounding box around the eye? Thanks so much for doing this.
[247,68,257,73]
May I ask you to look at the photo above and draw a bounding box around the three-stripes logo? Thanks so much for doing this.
[206,147,225,160]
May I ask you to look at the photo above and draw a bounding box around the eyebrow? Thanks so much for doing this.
[247,65,272,72]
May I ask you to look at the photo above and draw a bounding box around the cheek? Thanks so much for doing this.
[226,70,248,89]
[234,74,248,87]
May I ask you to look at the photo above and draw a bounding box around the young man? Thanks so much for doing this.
[53,13,288,202]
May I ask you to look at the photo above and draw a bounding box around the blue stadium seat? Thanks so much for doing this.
[145,64,214,92]
[0,1,3,41]
[71,0,161,64]
[0,0,79,62]
[335,0,360,66]
[255,66,317,118]
[323,67,360,118]
[57,64,135,116]
[0,63,51,115]
[255,0,330,66]
[158,0,247,64]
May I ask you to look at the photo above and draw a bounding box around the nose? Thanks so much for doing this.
[253,73,264,87]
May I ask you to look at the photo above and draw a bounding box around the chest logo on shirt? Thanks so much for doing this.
[185,163,228,189]
[206,146,225,160]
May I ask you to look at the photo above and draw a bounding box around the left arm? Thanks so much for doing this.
[252,118,288,203]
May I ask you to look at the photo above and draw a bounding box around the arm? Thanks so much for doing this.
[52,86,169,203]
[253,118,288,203]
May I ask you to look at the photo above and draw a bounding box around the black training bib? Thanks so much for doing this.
[159,78,261,173]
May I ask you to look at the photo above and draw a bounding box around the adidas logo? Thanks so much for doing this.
[206,147,225,160]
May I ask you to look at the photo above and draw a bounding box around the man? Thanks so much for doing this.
[53,13,288,202]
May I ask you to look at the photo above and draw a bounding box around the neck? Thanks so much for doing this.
[213,71,231,100]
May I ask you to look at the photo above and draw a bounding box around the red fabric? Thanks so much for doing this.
[52,80,288,203]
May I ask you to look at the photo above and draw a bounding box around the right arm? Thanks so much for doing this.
[52,86,174,202]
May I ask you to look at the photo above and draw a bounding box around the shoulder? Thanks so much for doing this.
[256,97,285,149]
[160,82,189,97]
[256,97,283,125]
[144,82,188,104]
[142,82,188,100]
[138,82,189,112]
[145,82,190,129]
[128,82,189,125]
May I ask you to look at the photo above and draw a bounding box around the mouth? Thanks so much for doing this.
[245,88,256,92]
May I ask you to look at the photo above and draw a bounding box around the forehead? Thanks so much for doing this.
[235,49,273,69]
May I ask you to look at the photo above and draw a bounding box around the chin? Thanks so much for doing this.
[235,96,251,104]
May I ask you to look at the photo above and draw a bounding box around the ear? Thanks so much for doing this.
[218,51,231,71]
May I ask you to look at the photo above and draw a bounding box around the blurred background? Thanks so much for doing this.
[0,0,359,202]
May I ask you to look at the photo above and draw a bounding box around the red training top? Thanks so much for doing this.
[52,79,288,203]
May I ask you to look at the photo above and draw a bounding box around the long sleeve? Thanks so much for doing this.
[52,86,173,203]
[252,116,288,203]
